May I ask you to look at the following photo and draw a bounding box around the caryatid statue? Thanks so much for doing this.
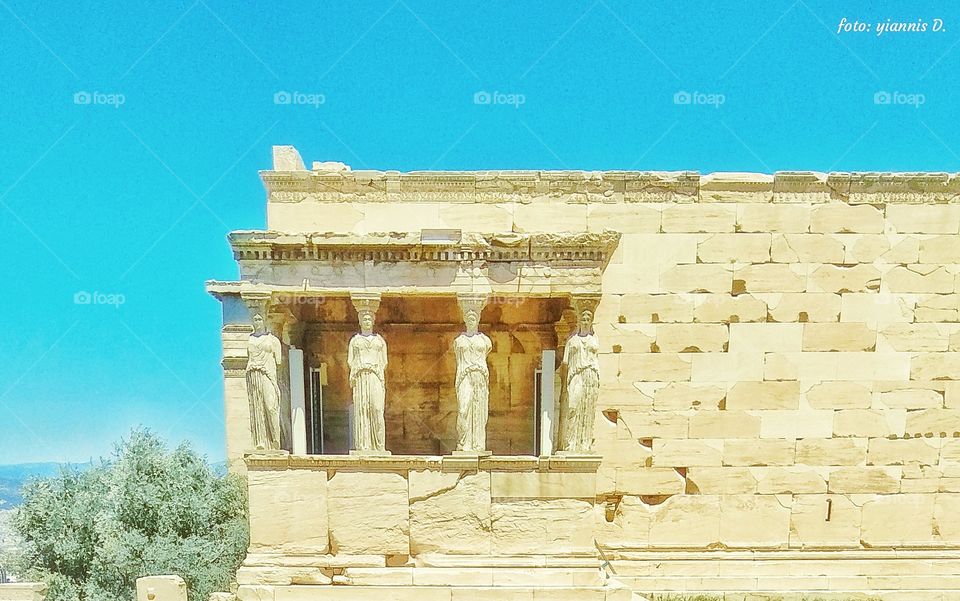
[454,294,491,453]
[348,293,388,453]
[560,297,601,454]
[246,312,284,451]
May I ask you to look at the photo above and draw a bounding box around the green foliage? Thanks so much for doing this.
[7,429,247,601]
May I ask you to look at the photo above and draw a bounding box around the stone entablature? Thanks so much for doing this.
[263,147,960,205]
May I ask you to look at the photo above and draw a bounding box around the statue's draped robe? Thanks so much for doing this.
[562,332,600,453]
[348,333,387,451]
[246,333,283,450]
[454,332,492,452]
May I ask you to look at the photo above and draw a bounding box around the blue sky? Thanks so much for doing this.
[2,1,959,464]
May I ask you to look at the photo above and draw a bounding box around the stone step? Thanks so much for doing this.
[617,573,960,592]
[247,584,634,600]
[612,557,960,578]
[341,566,606,587]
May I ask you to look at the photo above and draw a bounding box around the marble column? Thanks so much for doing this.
[348,292,389,455]
[453,293,492,455]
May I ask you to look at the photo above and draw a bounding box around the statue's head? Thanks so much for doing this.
[578,309,594,334]
[464,309,480,333]
[252,313,266,335]
[359,311,375,335]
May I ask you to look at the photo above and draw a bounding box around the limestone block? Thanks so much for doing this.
[761,293,841,322]
[0,583,47,601]
[806,381,872,409]
[248,469,329,553]
[808,265,881,294]
[771,234,845,263]
[842,233,920,264]
[691,352,763,382]
[438,203,513,231]
[689,411,760,438]
[661,204,736,232]
[409,471,491,555]
[878,389,943,409]
[619,353,692,381]
[617,410,688,438]
[802,322,876,352]
[868,438,940,466]
[601,323,656,353]
[942,440,960,463]
[593,437,652,470]
[737,204,810,233]
[586,203,660,233]
[490,498,594,555]
[828,467,901,493]
[651,439,723,467]
[754,467,827,494]
[764,352,838,382]
[686,467,757,493]
[915,293,960,322]
[795,438,867,466]
[810,203,884,233]
[719,494,790,548]
[697,233,771,263]
[789,494,861,548]
[885,265,956,293]
[652,382,725,411]
[726,381,800,410]
[860,494,935,546]
[595,494,652,548]
[654,323,728,352]
[136,576,186,601]
[693,294,767,323]
[513,203,587,232]
[887,204,960,234]
[840,293,915,326]
[648,495,721,547]
[723,439,796,466]
[879,323,954,352]
[361,203,443,232]
[327,471,409,555]
[235,566,331,586]
[760,410,833,439]
[948,381,960,409]
[235,585,274,601]
[661,264,733,293]
[911,353,960,380]
[733,264,807,293]
[834,409,906,438]
[906,408,960,436]
[728,323,802,353]
[920,235,960,262]
[620,293,693,323]
[268,202,364,233]
[615,467,685,495]
[837,352,911,381]
[933,493,960,542]
[491,471,595,499]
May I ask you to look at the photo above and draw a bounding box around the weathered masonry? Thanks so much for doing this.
[207,146,960,600]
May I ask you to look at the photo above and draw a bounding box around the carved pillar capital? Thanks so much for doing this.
[240,291,272,319]
[456,292,488,318]
[570,294,601,317]
[350,292,382,318]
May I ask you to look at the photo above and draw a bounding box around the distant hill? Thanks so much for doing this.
[0,460,227,508]
[0,463,91,508]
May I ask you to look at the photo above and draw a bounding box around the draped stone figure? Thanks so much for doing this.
[454,304,491,453]
[348,307,387,452]
[561,307,600,453]
[246,313,284,450]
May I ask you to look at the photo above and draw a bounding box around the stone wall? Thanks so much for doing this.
[263,165,960,552]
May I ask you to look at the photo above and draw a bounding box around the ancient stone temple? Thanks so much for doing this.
[207,147,960,600]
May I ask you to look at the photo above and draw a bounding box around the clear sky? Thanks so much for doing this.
[2,1,959,464]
